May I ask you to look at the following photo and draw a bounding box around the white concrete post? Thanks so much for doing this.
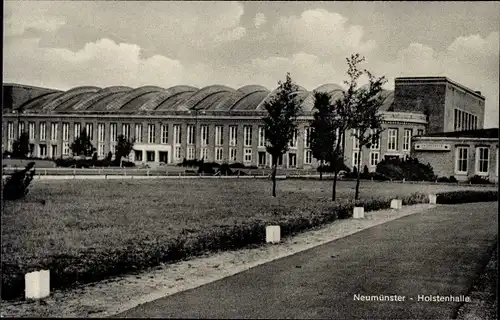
[25,270,50,300]
[390,199,403,209]
[266,225,281,243]
[429,194,437,204]
[353,207,364,219]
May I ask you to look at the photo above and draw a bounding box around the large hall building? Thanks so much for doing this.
[2,76,495,180]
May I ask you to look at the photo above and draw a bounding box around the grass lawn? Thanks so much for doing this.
[1,179,495,299]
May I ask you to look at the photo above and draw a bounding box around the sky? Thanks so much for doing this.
[3,1,499,128]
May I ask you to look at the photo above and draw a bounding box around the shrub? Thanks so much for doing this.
[468,175,491,185]
[376,157,436,181]
[436,190,497,204]
[449,176,458,183]
[3,162,36,200]
[121,161,136,168]
[437,176,450,183]
[229,162,245,169]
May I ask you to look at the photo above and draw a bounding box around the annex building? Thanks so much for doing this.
[2,76,496,179]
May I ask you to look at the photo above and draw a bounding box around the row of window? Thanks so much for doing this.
[351,128,424,152]
[455,147,498,175]
[352,151,381,168]
[454,109,478,131]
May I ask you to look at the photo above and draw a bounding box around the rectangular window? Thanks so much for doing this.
[352,151,362,169]
[39,144,47,158]
[122,123,130,140]
[187,125,195,145]
[17,122,25,137]
[474,117,478,130]
[289,129,298,148]
[174,146,181,160]
[148,124,155,144]
[146,151,155,162]
[215,147,223,162]
[200,147,208,160]
[304,150,313,165]
[134,150,143,162]
[370,129,380,150]
[304,127,311,148]
[98,143,105,157]
[40,122,46,141]
[288,153,297,168]
[454,109,458,131]
[496,148,498,176]
[173,125,182,145]
[63,142,70,156]
[201,125,209,146]
[476,147,489,175]
[74,123,81,139]
[50,123,58,141]
[229,147,237,162]
[7,122,15,140]
[28,122,35,140]
[161,124,169,144]
[50,144,57,158]
[403,129,412,151]
[85,123,94,140]
[417,129,424,136]
[387,129,398,151]
[229,125,237,146]
[187,146,195,160]
[352,129,359,150]
[370,151,380,167]
[460,111,465,131]
[110,123,117,142]
[244,148,252,162]
[455,147,468,174]
[98,123,105,142]
[244,126,252,147]
[62,123,70,141]
[258,151,267,166]
[135,124,143,143]
[29,144,35,156]
[258,126,266,147]
[215,126,223,146]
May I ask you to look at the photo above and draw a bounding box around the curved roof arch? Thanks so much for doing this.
[120,91,163,111]
[154,91,196,111]
[179,85,235,110]
[139,85,198,111]
[230,91,270,111]
[105,86,164,111]
[56,92,99,110]
[41,86,101,111]
[20,91,65,111]
[236,85,270,95]
[86,92,129,111]
[71,86,132,111]
[255,85,307,111]
[314,83,344,93]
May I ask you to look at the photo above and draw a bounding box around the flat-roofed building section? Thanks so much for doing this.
[393,77,485,134]
[411,128,498,182]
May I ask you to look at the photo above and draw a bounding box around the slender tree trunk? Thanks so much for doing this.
[332,165,338,201]
[319,160,323,180]
[272,156,278,197]
[355,147,362,200]
[332,133,343,202]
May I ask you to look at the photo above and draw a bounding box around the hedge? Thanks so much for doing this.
[2,189,497,300]
[436,190,498,204]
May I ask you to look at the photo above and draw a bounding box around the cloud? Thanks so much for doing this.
[272,9,377,57]
[4,2,66,36]
[254,12,267,28]
[3,38,185,89]
[373,32,499,128]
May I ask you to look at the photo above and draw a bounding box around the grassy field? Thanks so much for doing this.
[1,179,496,299]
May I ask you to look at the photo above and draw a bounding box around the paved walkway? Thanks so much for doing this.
[116,202,498,319]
